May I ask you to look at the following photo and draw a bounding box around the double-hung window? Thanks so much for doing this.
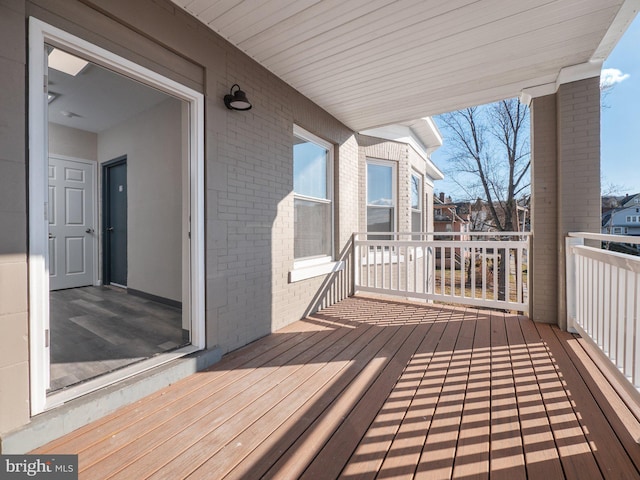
[293,125,333,264]
[411,172,423,233]
[367,159,396,234]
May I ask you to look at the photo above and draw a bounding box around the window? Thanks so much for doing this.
[411,172,423,233]
[367,160,396,234]
[293,125,332,262]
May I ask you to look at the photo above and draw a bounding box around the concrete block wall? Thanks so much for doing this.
[0,0,30,435]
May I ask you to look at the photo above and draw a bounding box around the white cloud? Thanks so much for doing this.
[600,68,630,89]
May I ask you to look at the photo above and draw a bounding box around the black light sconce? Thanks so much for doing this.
[224,84,252,111]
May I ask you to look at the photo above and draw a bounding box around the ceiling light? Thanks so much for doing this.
[224,84,252,111]
[60,110,81,118]
[48,48,89,76]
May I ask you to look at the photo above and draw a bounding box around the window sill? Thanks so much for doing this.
[289,260,345,283]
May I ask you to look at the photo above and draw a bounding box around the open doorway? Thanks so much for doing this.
[29,19,204,413]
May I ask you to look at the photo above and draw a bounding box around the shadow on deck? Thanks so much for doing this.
[34,295,640,479]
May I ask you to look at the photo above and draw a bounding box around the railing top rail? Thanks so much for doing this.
[573,244,640,272]
[569,231,640,245]
[354,231,531,237]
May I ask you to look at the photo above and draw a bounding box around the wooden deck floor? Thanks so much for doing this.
[34,295,640,479]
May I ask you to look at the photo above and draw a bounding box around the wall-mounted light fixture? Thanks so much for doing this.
[224,84,252,111]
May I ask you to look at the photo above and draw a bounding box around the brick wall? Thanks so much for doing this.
[0,1,30,435]
[530,77,601,327]
[556,77,601,329]
[531,94,559,324]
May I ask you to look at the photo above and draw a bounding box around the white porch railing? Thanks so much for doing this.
[567,232,640,393]
[354,232,530,313]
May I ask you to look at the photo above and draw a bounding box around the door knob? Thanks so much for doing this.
[85,228,94,234]
[107,227,114,231]
[48,233,54,239]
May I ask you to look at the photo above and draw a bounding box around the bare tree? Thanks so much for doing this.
[438,99,530,301]
[438,98,530,232]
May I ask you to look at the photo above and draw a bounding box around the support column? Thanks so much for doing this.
[530,76,601,329]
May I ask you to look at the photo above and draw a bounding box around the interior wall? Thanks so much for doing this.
[98,97,183,302]
[48,123,98,161]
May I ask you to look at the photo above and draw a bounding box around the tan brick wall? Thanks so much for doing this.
[530,77,601,328]
[0,0,30,435]
[556,77,601,329]
[530,94,558,324]
[357,135,412,233]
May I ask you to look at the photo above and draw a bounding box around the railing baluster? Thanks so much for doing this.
[482,247,487,301]
[505,246,510,304]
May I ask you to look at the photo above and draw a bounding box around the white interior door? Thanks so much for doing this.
[48,156,95,290]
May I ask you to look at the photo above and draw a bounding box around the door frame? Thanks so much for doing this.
[101,156,128,288]
[48,154,99,290]
[28,18,206,415]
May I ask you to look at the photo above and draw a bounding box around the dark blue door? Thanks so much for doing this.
[103,158,127,287]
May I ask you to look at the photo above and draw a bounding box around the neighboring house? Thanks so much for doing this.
[602,204,640,236]
[433,193,470,237]
[0,0,628,455]
[602,193,640,215]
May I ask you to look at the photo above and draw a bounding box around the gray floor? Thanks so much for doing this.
[49,286,186,392]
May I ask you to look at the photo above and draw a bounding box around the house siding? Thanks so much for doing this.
[1,0,358,443]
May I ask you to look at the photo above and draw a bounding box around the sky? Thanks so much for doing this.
[431,14,640,201]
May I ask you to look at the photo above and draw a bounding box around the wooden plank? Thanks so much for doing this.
[169,319,410,480]
[543,325,640,477]
[337,310,449,479]
[66,323,334,463]
[365,310,457,479]
[412,310,476,480]
[33,317,326,454]
[33,300,640,480]
[291,321,435,479]
[147,322,402,480]
[81,321,375,479]
[487,311,526,480]
[574,336,640,438]
[504,315,564,479]
[259,322,425,479]
[452,308,490,480]
[519,319,603,480]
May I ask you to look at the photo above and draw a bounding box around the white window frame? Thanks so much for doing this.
[366,158,397,233]
[28,18,205,414]
[290,125,337,278]
[411,171,423,232]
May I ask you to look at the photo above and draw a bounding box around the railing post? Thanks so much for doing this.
[353,233,359,293]
[565,235,584,333]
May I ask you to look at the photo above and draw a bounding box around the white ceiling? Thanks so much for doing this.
[48,58,172,133]
[171,0,639,131]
